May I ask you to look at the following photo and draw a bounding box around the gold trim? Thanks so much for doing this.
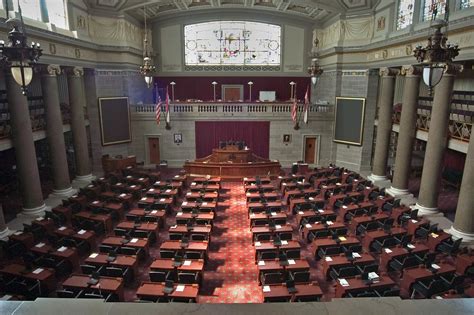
[333,97,366,146]
[98,97,132,146]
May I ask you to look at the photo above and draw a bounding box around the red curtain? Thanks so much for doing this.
[195,121,270,158]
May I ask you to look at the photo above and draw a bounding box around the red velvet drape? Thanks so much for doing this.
[195,121,270,158]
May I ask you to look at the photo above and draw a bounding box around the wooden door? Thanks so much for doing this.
[304,137,317,164]
[148,138,160,164]
[224,87,241,101]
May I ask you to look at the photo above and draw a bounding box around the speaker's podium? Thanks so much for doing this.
[184,144,281,180]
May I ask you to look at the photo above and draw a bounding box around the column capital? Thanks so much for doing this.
[400,65,423,76]
[443,63,463,75]
[65,67,84,77]
[40,64,61,77]
[379,67,399,77]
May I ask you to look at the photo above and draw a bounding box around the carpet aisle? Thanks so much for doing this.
[199,182,263,303]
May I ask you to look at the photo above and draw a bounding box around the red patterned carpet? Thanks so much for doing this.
[199,183,262,303]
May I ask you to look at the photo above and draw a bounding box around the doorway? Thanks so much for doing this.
[304,136,317,164]
[148,137,160,164]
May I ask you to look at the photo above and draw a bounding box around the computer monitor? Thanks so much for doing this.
[286,280,297,293]
[345,251,354,261]
[269,221,276,231]
[107,251,117,262]
[187,221,194,231]
[181,237,189,248]
[273,235,282,246]
[88,271,101,285]
[279,253,288,266]
[173,254,183,267]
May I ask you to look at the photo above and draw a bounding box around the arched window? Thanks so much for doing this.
[422,0,446,21]
[184,21,281,66]
[397,0,415,29]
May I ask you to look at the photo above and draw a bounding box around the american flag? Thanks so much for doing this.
[165,86,170,124]
[155,94,162,125]
[303,85,309,124]
[291,99,297,122]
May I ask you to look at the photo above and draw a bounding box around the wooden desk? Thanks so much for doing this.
[400,263,456,293]
[102,236,150,258]
[32,217,56,235]
[284,189,318,205]
[74,211,113,234]
[455,253,474,274]
[175,212,215,226]
[245,184,275,193]
[349,213,389,235]
[289,198,325,214]
[281,182,312,194]
[193,177,222,187]
[335,276,396,298]
[243,177,272,185]
[181,201,217,213]
[327,192,362,208]
[0,263,56,294]
[390,206,412,222]
[247,201,283,215]
[426,231,452,251]
[301,221,346,242]
[103,202,125,220]
[254,240,301,261]
[169,225,212,239]
[337,202,374,221]
[295,209,336,226]
[189,183,220,192]
[62,274,124,301]
[379,244,429,271]
[137,282,199,301]
[9,231,35,249]
[311,237,360,260]
[262,283,323,302]
[406,218,430,236]
[185,191,219,202]
[322,253,376,280]
[52,206,72,225]
[31,242,80,270]
[277,175,306,189]
[150,259,205,274]
[102,155,136,174]
[116,221,159,241]
[246,192,280,203]
[249,213,287,228]
[251,225,294,242]
[362,227,407,252]
[160,241,209,257]
[54,227,96,251]
[127,208,166,227]
[374,195,395,210]
[84,253,138,279]
[257,259,310,283]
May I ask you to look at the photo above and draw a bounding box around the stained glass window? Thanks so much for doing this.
[422,0,446,21]
[184,21,281,66]
[460,0,474,9]
[397,0,415,30]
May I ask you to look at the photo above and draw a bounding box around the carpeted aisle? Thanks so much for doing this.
[199,182,263,303]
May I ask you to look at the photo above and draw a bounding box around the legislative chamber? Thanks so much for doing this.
[0,0,473,314]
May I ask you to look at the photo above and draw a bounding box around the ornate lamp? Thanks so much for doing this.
[413,19,459,95]
[308,57,323,86]
[139,6,155,88]
[0,14,42,95]
[212,81,218,101]
[289,81,296,100]
[170,81,176,101]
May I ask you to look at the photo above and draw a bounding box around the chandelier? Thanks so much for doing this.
[413,19,459,95]
[0,5,42,95]
[139,6,155,88]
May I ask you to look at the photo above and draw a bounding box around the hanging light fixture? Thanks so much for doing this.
[139,5,155,88]
[413,19,459,96]
[0,2,42,95]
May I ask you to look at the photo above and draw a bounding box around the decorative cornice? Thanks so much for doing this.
[400,65,422,76]
[43,64,62,76]
[64,67,84,77]
[379,67,400,77]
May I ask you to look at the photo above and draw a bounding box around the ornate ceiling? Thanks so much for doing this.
[86,0,379,24]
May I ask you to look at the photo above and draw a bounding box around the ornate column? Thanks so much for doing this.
[387,66,422,197]
[0,204,10,239]
[368,67,399,183]
[6,73,48,216]
[67,67,93,182]
[416,65,462,215]
[448,131,474,243]
[42,65,76,198]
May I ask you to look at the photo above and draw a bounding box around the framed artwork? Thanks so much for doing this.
[174,133,182,144]
[283,134,291,143]
[98,97,131,146]
[333,97,366,146]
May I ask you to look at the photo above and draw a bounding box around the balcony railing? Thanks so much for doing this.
[392,92,474,142]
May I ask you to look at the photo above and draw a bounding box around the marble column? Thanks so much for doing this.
[41,65,76,198]
[416,65,462,215]
[6,73,48,216]
[448,131,474,243]
[368,67,399,183]
[387,66,422,197]
[0,205,10,239]
[67,67,93,182]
